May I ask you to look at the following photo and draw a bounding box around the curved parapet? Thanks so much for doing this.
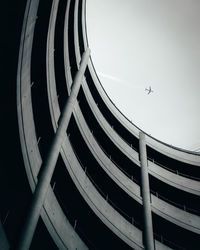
[61,134,144,250]
[80,77,200,195]
[72,100,200,235]
[14,0,200,249]
[16,0,88,249]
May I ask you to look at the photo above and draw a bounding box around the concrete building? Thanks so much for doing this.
[1,0,200,249]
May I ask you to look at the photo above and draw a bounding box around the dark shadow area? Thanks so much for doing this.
[153,213,200,250]
[147,146,200,180]
[85,67,140,151]
[0,1,32,248]
[67,114,143,229]
[0,0,59,248]
[51,155,132,250]
[78,87,140,184]
[78,87,200,215]
[1,1,199,250]
[150,175,200,215]
[30,217,58,250]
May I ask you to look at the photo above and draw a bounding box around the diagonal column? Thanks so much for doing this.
[17,48,90,250]
[139,132,154,250]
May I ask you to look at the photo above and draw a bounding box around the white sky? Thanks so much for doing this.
[86,0,200,151]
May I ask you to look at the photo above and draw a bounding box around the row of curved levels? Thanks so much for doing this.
[1,0,198,249]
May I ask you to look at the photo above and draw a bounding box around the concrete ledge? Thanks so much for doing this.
[81,79,200,196]
[61,133,173,249]
[61,135,144,249]
[46,0,61,131]
[72,101,200,235]
[74,0,81,64]
[83,55,200,166]
[148,161,200,196]
[17,0,89,248]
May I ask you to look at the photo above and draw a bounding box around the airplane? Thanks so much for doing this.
[145,86,153,94]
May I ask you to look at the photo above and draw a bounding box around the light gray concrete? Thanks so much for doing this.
[17,48,90,250]
[16,0,199,248]
[61,133,144,249]
[148,160,200,196]
[60,131,172,249]
[41,186,88,250]
[73,100,141,203]
[139,132,154,250]
[43,1,88,249]
[72,101,200,234]
[64,0,73,93]
[46,0,61,131]
[74,0,81,64]
[82,0,88,49]
[17,0,41,189]
[151,195,200,235]
[146,136,200,167]
[17,0,89,248]
[82,80,140,164]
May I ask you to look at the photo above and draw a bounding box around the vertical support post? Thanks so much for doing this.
[17,48,90,250]
[139,132,154,250]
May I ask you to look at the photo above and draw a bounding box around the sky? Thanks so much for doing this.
[86,0,200,151]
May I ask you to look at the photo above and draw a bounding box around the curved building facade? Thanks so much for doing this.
[1,0,200,249]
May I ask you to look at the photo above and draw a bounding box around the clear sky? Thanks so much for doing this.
[86,0,200,151]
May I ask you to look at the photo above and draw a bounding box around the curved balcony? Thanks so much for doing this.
[71,100,200,234]
[15,0,200,249]
[60,127,175,250]
[17,0,88,248]
[81,0,200,168]
[78,81,200,197]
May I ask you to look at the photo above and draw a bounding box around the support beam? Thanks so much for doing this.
[17,48,90,250]
[139,132,154,250]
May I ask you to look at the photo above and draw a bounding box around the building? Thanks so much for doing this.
[1,0,200,249]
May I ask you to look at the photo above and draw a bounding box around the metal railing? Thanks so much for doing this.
[110,124,138,152]
[151,189,200,216]
[53,189,95,249]
[148,156,200,181]
[90,130,140,184]
[68,136,142,229]
[89,132,200,216]
[66,137,193,249]
[71,128,200,216]
[154,232,186,250]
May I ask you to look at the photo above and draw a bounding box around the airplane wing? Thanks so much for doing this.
[145,87,153,94]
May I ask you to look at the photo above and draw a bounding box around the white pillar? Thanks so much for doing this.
[139,132,154,250]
